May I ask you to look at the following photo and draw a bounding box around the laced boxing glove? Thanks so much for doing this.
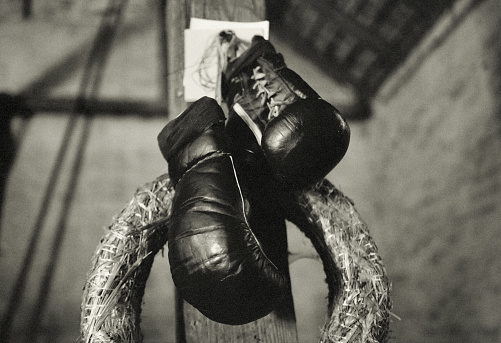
[223,36,350,190]
[222,37,291,249]
[223,36,275,175]
[157,97,288,325]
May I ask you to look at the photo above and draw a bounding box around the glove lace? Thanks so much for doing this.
[251,66,284,121]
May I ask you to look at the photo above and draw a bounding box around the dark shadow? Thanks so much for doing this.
[265,0,291,22]
[22,96,168,116]
[268,0,488,119]
[20,9,156,101]
[20,46,91,99]
[0,95,19,231]
[22,0,32,19]
[26,1,128,340]
[0,1,129,341]
[0,93,32,244]
[337,94,373,121]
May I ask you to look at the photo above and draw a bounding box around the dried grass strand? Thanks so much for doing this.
[80,174,174,343]
[297,179,392,343]
[80,175,391,342]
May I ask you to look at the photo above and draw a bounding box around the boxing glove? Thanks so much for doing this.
[261,98,350,190]
[223,35,277,109]
[223,36,281,181]
[223,37,350,191]
[157,97,288,325]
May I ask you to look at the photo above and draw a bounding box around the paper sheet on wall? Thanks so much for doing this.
[183,18,269,102]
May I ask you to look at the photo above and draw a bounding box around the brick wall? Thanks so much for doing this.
[346,0,501,341]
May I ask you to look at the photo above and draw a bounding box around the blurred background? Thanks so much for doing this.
[1,0,500,342]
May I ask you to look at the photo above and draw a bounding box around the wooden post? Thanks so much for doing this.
[165,0,266,116]
[178,291,298,343]
[165,0,187,117]
[164,1,299,342]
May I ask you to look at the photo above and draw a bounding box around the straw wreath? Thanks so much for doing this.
[295,179,392,343]
[80,174,391,342]
[80,174,174,342]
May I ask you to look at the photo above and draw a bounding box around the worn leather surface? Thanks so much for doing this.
[223,37,350,191]
[158,97,288,325]
[262,98,350,190]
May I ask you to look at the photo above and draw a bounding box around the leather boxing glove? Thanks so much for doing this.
[157,97,288,325]
[261,98,350,190]
[223,36,281,183]
[223,36,350,191]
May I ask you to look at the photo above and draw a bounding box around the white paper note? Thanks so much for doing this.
[183,18,269,102]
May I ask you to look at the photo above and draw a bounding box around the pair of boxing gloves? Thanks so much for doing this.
[157,39,350,325]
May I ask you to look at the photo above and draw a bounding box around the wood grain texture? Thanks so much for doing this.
[166,1,298,342]
[180,288,298,343]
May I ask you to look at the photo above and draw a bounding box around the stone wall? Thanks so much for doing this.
[343,0,501,341]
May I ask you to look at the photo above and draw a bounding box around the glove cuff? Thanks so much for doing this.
[157,97,227,184]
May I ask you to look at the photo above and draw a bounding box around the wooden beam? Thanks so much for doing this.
[313,1,393,55]
[186,0,265,21]
[179,288,298,343]
[164,1,299,342]
[165,0,188,117]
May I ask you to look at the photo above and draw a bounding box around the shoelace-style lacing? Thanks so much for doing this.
[251,65,285,121]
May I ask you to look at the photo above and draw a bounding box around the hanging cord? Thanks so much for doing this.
[196,30,250,104]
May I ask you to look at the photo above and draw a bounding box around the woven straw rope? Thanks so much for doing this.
[80,174,391,342]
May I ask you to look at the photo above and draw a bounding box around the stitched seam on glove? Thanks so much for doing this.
[176,151,229,185]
